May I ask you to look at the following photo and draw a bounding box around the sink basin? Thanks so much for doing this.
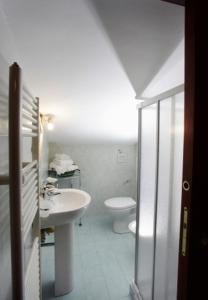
[40,188,91,296]
[41,188,91,227]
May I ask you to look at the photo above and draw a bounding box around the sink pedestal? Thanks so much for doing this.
[54,223,74,296]
[40,188,91,296]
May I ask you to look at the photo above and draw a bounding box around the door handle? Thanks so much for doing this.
[182,206,188,256]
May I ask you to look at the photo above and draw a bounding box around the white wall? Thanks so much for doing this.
[49,143,137,215]
[22,129,49,183]
[0,8,48,299]
[0,6,15,298]
[0,5,18,64]
[141,40,184,98]
[0,2,49,182]
[39,130,49,182]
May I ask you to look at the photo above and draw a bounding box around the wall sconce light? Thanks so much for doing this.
[41,114,55,130]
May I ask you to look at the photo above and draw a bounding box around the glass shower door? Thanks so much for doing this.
[134,90,184,300]
[136,103,158,300]
[153,93,184,300]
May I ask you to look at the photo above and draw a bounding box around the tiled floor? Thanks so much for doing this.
[41,215,134,300]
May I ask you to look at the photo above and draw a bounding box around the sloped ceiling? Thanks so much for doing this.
[89,0,184,96]
[0,0,184,144]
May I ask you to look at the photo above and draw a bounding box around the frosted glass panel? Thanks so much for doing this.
[135,92,184,300]
[154,93,184,300]
[136,104,157,300]
[166,92,184,299]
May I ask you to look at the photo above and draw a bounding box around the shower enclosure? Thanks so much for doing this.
[131,85,184,300]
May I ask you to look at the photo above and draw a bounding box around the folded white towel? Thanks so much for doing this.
[50,153,79,175]
[46,177,58,184]
[53,158,74,166]
[55,153,71,160]
[49,162,79,175]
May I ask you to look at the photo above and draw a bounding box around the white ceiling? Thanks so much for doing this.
[0,0,184,144]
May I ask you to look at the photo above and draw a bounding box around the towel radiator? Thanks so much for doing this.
[8,62,41,300]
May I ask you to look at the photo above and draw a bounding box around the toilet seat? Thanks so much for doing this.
[104,197,136,210]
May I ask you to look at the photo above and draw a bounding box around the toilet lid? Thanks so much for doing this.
[104,197,136,209]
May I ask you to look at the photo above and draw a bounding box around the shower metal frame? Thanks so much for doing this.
[132,84,184,300]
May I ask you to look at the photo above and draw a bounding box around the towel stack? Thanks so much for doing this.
[49,153,79,175]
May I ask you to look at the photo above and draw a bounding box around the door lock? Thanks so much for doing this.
[183,180,190,191]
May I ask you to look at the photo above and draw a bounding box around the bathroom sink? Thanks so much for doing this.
[41,188,91,228]
[40,188,91,296]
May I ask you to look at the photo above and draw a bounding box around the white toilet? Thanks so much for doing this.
[104,197,136,234]
[128,220,136,236]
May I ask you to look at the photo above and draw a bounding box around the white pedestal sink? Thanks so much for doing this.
[41,188,91,296]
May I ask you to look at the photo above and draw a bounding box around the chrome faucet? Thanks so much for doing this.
[46,190,61,197]
[41,183,61,200]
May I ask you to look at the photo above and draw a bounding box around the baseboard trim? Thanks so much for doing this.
[130,281,143,300]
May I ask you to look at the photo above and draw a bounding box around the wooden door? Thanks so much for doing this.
[163,1,208,299]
